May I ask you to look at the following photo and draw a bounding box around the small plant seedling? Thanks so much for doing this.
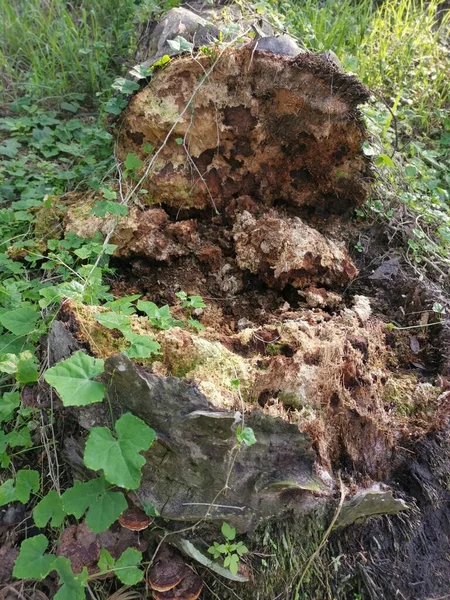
[208,522,249,575]
[236,425,257,448]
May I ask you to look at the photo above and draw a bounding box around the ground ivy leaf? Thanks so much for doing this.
[124,333,160,359]
[124,153,142,171]
[0,306,39,335]
[95,312,132,334]
[84,413,155,489]
[98,548,115,573]
[33,490,65,528]
[44,351,105,406]
[114,548,143,585]
[6,426,32,448]
[13,534,56,580]
[16,354,39,383]
[0,479,16,506]
[53,556,88,600]
[62,477,127,533]
[0,390,20,423]
[15,469,40,503]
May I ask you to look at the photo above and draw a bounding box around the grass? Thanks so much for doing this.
[0,0,138,107]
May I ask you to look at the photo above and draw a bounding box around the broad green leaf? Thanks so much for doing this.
[0,353,20,374]
[128,64,152,79]
[124,153,142,171]
[136,300,159,319]
[236,426,257,447]
[13,535,56,580]
[0,391,20,423]
[15,469,40,503]
[0,479,16,506]
[84,413,155,489]
[44,351,105,406]
[114,548,144,585]
[188,319,204,331]
[375,153,394,168]
[405,165,417,177]
[0,333,32,355]
[104,294,140,315]
[95,312,132,334]
[0,138,21,158]
[98,548,115,573]
[167,36,194,52]
[7,426,32,448]
[153,54,171,67]
[221,522,236,541]
[0,307,39,335]
[62,477,127,533]
[53,556,88,600]
[91,200,128,217]
[16,354,39,383]
[100,186,117,200]
[33,490,65,528]
[111,78,140,95]
[124,334,160,359]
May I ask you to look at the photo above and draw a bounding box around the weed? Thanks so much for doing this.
[208,522,249,575]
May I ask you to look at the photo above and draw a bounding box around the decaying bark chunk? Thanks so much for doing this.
[117,47,370,214]
[233,210,358,289]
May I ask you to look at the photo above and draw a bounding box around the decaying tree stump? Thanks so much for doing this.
[42,3,450,599]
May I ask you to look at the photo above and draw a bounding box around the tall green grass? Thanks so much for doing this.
[0,0,138,106]
[270,0,450,115]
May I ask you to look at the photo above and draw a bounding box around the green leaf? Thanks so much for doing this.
[167,36,194,52]
[7,426,32,448]
[100,186,117,200]
[0,479,16,506]
[0,354,21,374]
[405,165,417,177]
[53,556,88,600]
[0,306,39,335]
[62,477,127,533]
[124,153,143,171]
[84,413,155,489]
[33,490,65,528]
[60,102,79,113]
[16,354,39,383]
[91,200,128,217]
[227,553,239,575]
[188,319,204,331]
[0,391,20,423]
[13,535,56,580]
[153,54,171,68]
[15,469,40,503]
[114,548,144,585]
[175,137,183,145]
[44,351,105,407]
[104,294,140,315]
[136,300,159,319]
[236,542,248,556]
[98,548,115,573]
[0,138,21,158]
[221,522,236,541]
[375,153,394,168]
[124,333,160,359]
[95,312,132,334]
[236,426,257,447]
[143,142,154,154]
[111,78,140,95]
